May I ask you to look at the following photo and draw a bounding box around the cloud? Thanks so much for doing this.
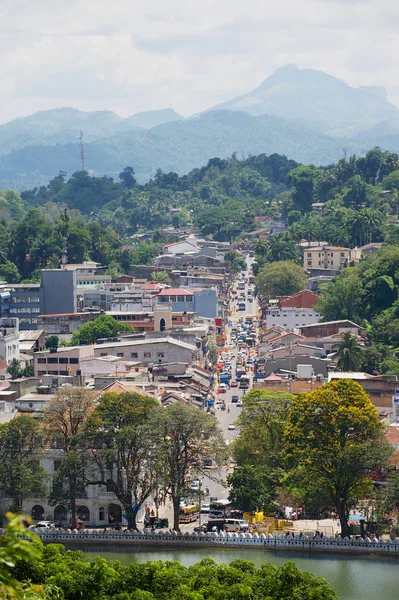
[0,0,398,122]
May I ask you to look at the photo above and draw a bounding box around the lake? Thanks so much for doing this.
[79,546,399,600]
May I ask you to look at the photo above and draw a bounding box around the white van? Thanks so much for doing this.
[224,518,249,531]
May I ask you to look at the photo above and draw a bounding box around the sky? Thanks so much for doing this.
[1,0,399,123]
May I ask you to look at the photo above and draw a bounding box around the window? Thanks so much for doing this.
[59,358,68,364]
[157,352,165,359]
[100,352,107,357]
[69,358,79,364]
[144,352,151,358]
[131,352,138,358]
[340,252,345,257]
[307,253,311,257]
[117,352,124,357]
[38,358,46,364]
[307,261,312,266]
[48,357,58,364]
[54,460,61,472]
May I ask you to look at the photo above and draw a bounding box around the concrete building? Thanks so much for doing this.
[0,285,10,318]
[80,356,143,378]
[40,269,77,315]
[62,261,112,288]
[298,320,364,338]
[93,337,196,367]
[265,290,321,330]
[37,311,101,338]
[19,330,46,355]
[34,346,94,377]
[155,287,217,319]
[8,283,40,330]
[304,246,352,270]
[0,318,19,365]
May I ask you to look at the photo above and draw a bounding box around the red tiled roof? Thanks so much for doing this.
[386,426,399,445]
[156,288,193,296]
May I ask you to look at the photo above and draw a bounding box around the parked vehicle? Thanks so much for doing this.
[232,395,239,403]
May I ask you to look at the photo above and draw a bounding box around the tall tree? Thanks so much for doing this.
[43,388,95,526]
[157,403,226,530]
[335,332,364,372]
[284,379,390,537]
[85,392,164,529]
[0,416,47,512]
[71,314,134,345]
[255,260,307,300]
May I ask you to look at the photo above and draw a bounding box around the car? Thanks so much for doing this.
[194,524,208,532]
[180,497,186,506]
[29,521,54,530]
[248,297,253,303]
[237,400,242,407]
[246,358,254,365]
[201,503,210,514]
[232,395,239,403]
[218,384,227,393]
[228,423,236,430]
[191,480,200,491]
[231,381,238,387]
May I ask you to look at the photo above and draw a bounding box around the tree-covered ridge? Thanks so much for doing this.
[2,147,399,281]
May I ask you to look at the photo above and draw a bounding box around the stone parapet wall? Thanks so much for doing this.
[29,529,399,556]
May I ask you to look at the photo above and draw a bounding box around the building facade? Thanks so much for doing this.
[40,269,77,315]
[0,318,19,365]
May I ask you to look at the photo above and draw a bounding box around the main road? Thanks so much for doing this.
[200,254,259,502]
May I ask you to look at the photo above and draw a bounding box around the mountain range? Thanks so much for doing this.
[2,65,399,190]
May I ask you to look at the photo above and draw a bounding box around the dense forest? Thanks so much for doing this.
[1,147,399,284]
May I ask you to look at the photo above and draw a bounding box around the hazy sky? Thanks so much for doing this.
[1,0,398,123]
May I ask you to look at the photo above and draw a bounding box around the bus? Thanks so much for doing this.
[239,375,250,389]
[209,499,231,517]
[179,504,200,523]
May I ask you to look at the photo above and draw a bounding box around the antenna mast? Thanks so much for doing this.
[79,131,85,171]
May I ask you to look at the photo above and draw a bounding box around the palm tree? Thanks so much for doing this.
[335,332,364,372]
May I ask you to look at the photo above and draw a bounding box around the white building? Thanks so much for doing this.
[93,337,197,367]
[0,318,19,365]
[266,305,321,330]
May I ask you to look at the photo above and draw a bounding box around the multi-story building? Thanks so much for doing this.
[37,311,101,337]
[304,246,351,270]
[93,337,197,367]
[265,290,321,330]
[34,345,94,377]
[154,287,218,318]
[62,261,112,288]
[0,285,10,318]
[8,283,40,330]
[40,269,77,315]
[0,318,19,365]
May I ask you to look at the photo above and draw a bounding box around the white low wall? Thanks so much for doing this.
[30,529,399,556]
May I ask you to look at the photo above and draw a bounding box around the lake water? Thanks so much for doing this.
[79,546,399,600]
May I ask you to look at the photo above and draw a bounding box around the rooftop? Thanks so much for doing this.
[156,288,194,297]
[19,330,45,341]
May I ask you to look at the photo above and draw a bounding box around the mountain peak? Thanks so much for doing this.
[209,65,399,132]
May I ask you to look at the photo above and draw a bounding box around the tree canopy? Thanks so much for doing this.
[255,260,307,300]
[284,379,390,537]
[70,314,134,345]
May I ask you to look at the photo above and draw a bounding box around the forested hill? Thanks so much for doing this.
[0,110,366,190]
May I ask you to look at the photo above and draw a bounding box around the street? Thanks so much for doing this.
[148,254,259,528]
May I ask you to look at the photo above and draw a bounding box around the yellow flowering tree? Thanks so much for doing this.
[284,379,390,537]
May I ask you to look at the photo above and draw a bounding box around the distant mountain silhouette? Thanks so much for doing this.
[0,110,367,190]
[210,64,399,136]
[1,65,399,190]
[127,108,183,129]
